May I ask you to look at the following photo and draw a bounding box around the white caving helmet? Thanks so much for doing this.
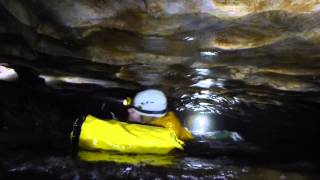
[132,89,167,118]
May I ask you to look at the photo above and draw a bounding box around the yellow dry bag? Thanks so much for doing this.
[71,115,184,154]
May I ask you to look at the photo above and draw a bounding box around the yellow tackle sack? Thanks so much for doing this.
[71,115,184,154]
[150,112,193,141]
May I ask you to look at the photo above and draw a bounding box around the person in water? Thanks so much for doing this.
[0,65,192,153]
[71,89,193,154]
[126,89,193,141]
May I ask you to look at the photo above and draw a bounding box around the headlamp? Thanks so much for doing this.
[123,97,132,106]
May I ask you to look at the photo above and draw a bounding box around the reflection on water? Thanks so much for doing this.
[184,112,244,142]
[186,113,215,134]
[191,78,216,88]
[76,151,316,179]
[175,89,241,114]
[78,151,176,166]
